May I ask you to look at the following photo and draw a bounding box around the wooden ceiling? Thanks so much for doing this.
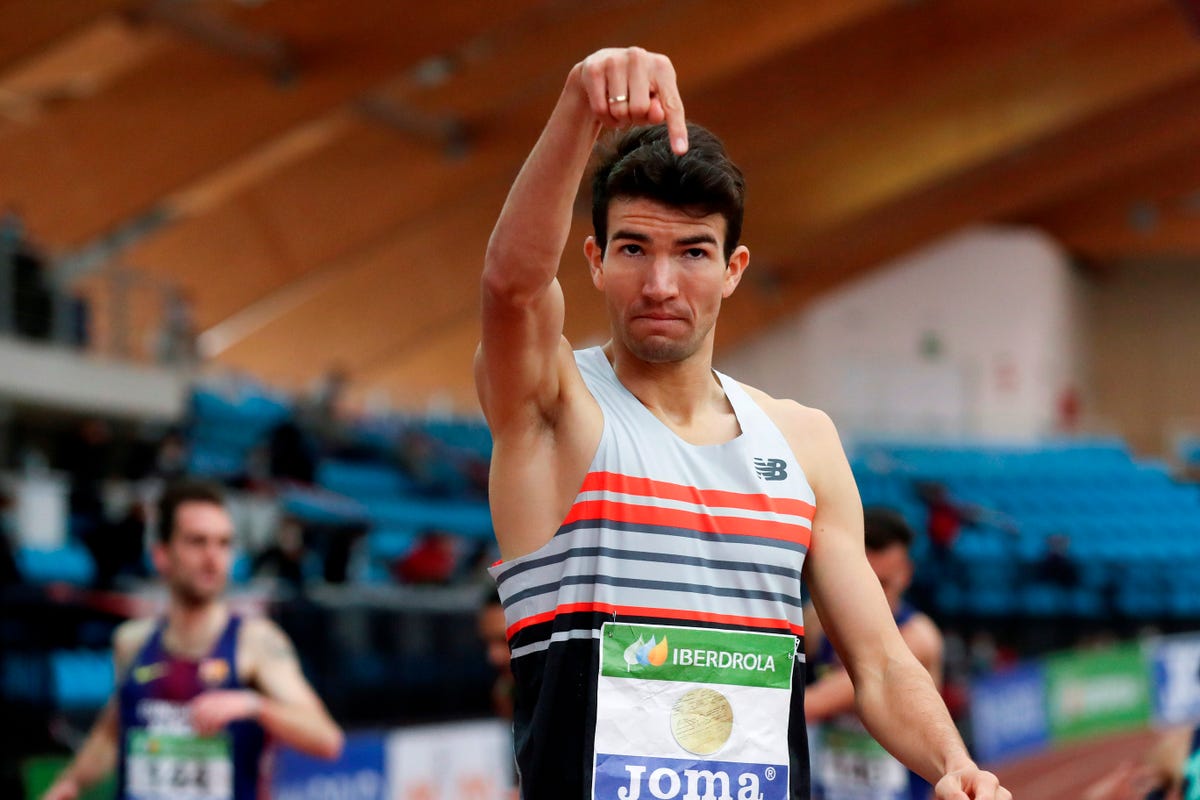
[3,0,1199,411]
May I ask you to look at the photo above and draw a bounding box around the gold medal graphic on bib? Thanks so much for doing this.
[670,687,734,755]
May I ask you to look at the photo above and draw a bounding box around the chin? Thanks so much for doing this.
[176,582,226,606]
[625,334,697,364]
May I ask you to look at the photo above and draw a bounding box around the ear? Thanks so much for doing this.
[584,236,605,291]
[150,541,169,577]
[722,245,750,298]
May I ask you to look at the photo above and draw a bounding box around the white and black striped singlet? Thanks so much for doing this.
[489,347,817,799]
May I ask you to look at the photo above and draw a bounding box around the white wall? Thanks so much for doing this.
[0,336,187,421]
[720,226,1087,442]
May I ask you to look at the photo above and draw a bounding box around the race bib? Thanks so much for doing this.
[125,729,233,800]
[592,623,797,800]
[812,719,908,800]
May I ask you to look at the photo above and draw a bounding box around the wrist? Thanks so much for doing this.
[246,692,265,721]
[55,773,81,789]
[942,752,978,775]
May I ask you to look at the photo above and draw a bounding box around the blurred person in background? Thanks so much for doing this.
[87,500,151,591]
[1083,723,1200,800]
[477,588,514,720]
[391,528,461,585]
[478,587,517,799]
[0,485,19,588]
[806,507,944,800]
[250,514,308,592]
[41,479,343,800]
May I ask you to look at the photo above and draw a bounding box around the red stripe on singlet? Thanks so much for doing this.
[580,471,815,520]
[507,601,804,640]
[562,500,812,547]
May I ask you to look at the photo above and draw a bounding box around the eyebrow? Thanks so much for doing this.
[610,230,719,248]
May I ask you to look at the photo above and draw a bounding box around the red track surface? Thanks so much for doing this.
[992,728,1159,799]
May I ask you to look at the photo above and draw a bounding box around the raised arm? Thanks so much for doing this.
[477,48,688,560]
[190,618,343,760]
[797,409,1007,799]
[475,47,687,429]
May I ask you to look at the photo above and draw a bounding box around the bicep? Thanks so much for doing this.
[477,275,568,427]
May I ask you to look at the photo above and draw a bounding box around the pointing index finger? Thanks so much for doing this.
[651,54,687,154]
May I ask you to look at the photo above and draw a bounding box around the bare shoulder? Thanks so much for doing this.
[113,618,156,668]
[900,612,944,664]
[241,616,297,660]
[739,383,837,438]
[738,383,843,475]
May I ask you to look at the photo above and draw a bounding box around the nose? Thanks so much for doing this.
[642,254,678,301]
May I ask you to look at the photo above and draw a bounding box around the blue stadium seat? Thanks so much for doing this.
[50,650,113,711]
[851,437,1199,620]
[2,652,51,705]
[364,497,493,540]
[316,460,415,500]
[17,544,95,586]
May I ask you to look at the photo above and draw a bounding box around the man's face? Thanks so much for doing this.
[586,197,748,364]
[154,501,234,606]
[865,543,913,611]
[477,603,511,676]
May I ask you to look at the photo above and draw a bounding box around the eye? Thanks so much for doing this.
[618,243,643,256]
[683,247,708,259]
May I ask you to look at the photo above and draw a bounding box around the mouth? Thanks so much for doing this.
[633,312,685,324]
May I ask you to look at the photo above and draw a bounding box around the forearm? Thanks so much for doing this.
[483,66,600,297]
[856,654,974,783]
[54,711,118,793]
[257,696,344,760]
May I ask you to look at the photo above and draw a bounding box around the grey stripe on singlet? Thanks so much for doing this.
[510,628,602,659]
[499,544,803,590]
[502,578,806,635]
[507,573,805,609]
[496,519,808,585]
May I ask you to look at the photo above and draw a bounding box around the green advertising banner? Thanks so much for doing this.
[22,756,115,800]
[1044,642,1151,743]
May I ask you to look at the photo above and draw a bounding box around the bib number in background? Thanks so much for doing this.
[126,730,233,800]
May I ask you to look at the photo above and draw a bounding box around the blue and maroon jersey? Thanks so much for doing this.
[116,615,266,800]
[490,347,816,799]
[810,603,932,800]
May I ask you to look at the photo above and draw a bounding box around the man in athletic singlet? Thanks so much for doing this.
[42,480,343,800]
[476,46,1010,800]
[806,508,943,800]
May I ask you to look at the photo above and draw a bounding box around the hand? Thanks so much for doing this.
[41,777,80,800]
[573,47,688,154]
[189,689,263,736]
[935,765,1012,800]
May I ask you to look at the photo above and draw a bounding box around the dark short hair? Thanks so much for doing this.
[863,507,914,552]
[156,479,226,543]
[591,122,745,262]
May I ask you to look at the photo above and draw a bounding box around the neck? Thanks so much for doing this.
[604,341,724,424]
[164,600,228,657]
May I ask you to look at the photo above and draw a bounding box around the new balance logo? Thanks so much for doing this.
[753,458,788,481]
